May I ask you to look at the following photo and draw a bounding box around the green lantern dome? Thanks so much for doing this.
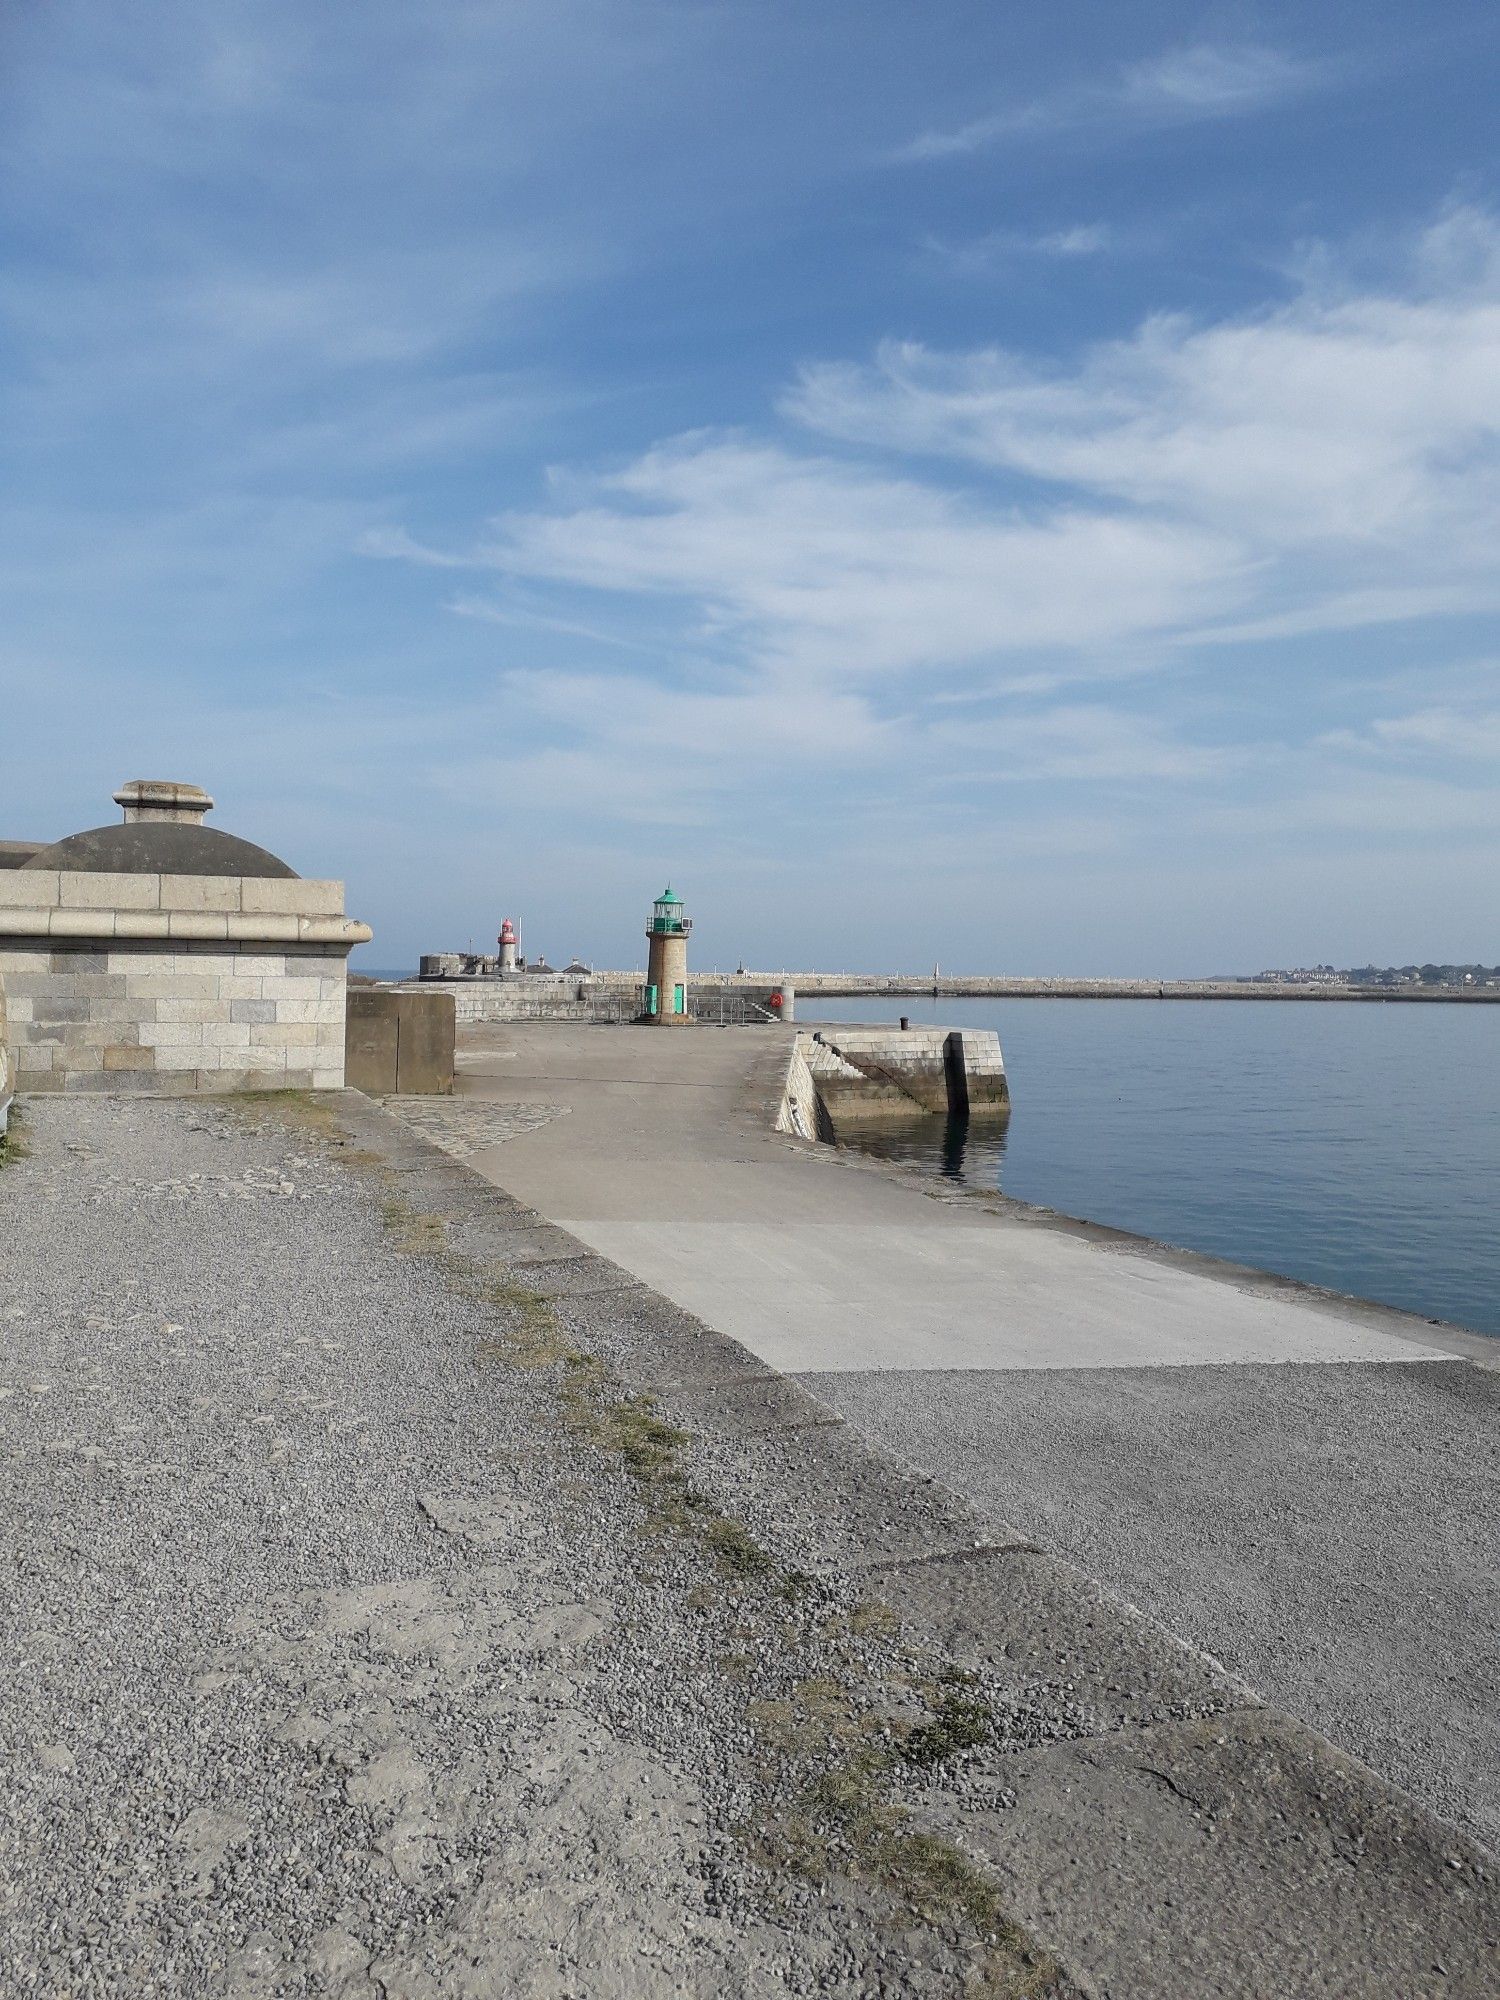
[648,885,691,936]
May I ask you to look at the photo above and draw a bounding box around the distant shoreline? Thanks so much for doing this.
[705,973,1500,1004]
[363,964,1500,1003]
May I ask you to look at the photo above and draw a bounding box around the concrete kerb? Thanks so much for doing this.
[282,1085,1496,1999]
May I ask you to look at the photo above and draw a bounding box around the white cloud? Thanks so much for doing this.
[926,223,1113,272]
[464,437,1243,679]
[787,211,1500,637]
[1321,704,1500,762]
[926,703,1231,784]
[896,42,1322,161]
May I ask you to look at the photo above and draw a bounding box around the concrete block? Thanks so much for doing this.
[0,872,61,908]
[0,950,52,974]
[166,912,230,941]
[928,1710,1497,2000]
[344,988,454,1096]
[159,874,242,913]
[310,1067,343,1090]
[231,998,278,1025]
[4,996,31,1022]
[240,877,344,916]
[264,978,327,1005]
[57,871,162,911]
[231,955,286,980]
[868,1547,1244,1734]
[215,976,266,1000]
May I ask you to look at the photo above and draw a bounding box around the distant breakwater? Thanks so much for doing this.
[690,973,1500,1004]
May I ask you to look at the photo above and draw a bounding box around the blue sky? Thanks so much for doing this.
[3,1,1498,975]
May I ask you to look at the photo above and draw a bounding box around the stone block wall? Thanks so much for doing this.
[0,871,368,1094]
[0,948,349,1093]
[776,1026,1010,1135]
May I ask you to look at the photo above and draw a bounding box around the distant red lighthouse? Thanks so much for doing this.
[498,917,519,973]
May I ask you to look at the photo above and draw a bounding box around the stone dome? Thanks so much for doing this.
[21,778,299,878]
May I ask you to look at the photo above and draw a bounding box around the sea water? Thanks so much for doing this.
[799,997,1500,1339]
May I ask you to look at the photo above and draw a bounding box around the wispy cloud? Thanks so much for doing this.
[896,41,1325,162]
[925,223,1113,273]
[451,437,1244,678]
[787,209,1500,641]
[1321,701,1500,763]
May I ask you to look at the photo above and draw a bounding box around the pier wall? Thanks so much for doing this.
[776,1025,1008,1138]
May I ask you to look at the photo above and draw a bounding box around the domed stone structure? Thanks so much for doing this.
[0,779,372,1094]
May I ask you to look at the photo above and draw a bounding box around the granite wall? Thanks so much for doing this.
[0,871,369,1093]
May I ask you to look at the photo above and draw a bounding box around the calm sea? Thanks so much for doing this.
[799,997,1500,1340]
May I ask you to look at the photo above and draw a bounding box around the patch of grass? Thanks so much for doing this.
[753,1750,1055,1997]
[899,1686,996,1769]
[846,1598,899,1640]
[379,1197,450,1259]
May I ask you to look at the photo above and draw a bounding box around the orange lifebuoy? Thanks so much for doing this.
[767,991,784,1011]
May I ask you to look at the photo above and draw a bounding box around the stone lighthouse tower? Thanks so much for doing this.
[497,918,519,973]
[644,886,691,1025]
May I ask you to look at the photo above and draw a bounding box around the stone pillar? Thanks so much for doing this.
[113,780,214,825]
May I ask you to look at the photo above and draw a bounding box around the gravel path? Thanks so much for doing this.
[0,1099,1063,2000]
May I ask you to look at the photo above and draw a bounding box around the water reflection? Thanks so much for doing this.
[835,1111,1010,1187]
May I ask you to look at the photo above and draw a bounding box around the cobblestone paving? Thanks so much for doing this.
[378,1096,569,1160]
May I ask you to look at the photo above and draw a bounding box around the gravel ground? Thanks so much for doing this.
[0,1098,1067,2000]
[797,1360,1500,1851]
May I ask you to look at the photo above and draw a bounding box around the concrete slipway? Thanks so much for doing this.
[431,1018,1500,1862]
[5,1064,1495,1997]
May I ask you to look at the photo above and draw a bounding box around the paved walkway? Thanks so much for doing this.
[443,1020,1500,1850]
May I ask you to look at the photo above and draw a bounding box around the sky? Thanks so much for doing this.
[2,1,1498,976]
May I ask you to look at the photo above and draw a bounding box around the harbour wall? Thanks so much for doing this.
[693,971,1500,1004]
[406,974,793,1024]
[776,1025,1008,1140]
[417,967,1498,1006]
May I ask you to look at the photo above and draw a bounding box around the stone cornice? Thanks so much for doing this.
[0,908,371,946]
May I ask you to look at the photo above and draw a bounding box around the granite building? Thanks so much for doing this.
[0,780,371,1093]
